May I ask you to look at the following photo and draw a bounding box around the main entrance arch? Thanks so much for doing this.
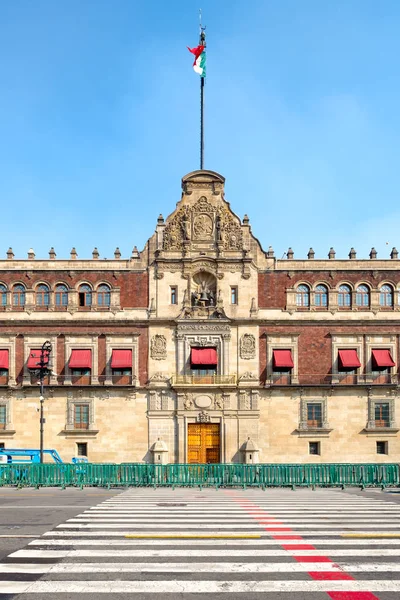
[188,423,220,463]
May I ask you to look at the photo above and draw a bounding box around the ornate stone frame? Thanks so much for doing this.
[23,335,58,385]
[65,393,96,432]
[0,394,14,433]
[64,336,98,385]
[298,397,331,434]
[0,336,16,386]
[331,334,364,383]
[105,335,139,385]
[266,334,299,384]
[365,334,397,383]
[366,394,397,431]
[175,323,231,377]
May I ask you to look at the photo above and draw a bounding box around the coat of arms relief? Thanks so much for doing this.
[162,196,243,251]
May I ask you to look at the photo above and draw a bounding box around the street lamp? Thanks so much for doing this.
[30,341,52,464]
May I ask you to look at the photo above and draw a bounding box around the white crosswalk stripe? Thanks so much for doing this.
[1,488,400,597]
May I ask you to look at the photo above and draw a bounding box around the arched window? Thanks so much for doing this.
[356,285,370,308]
[78,284,92,307]
[314,284,328,307]
[0,284,7,307]
[13,284,25,307]
[36,284,50,307]
[55,284,68,307]
[380,284,393,307]
[97,284,111,307]
[296,284,310,307]
[338,284,352,308]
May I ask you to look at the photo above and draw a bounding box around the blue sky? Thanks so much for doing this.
[1,1,399,260]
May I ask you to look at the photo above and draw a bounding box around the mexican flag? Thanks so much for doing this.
[187,44,206,77]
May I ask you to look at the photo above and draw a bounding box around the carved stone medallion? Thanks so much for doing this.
[240,334,256,360]
[150,335,167,360]
[193,214,213,239]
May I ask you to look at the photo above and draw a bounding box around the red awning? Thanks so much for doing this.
[69,349,92,369]
[338,349,361,369]
[27,349,47,369]
[0,350,9,369]
[190,347,218,366]
[111,349,132,369]
[372,349,395,368]
[273,349,294,369]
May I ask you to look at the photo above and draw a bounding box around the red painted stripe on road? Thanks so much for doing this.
[327,593,381,600]
[272,534,303,540]
[282,544,316,550]
[309,572,354,581]
[294,556,333,562]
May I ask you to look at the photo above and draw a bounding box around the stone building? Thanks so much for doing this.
[0,169,399,463]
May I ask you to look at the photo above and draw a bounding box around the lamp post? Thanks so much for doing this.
[31,341,52,464]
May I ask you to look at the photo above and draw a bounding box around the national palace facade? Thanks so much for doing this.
[0,170,399,463]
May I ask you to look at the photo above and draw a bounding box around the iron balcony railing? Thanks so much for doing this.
[171,374,237,386]
[266,373,400,386]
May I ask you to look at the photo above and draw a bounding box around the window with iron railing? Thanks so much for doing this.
[0,369,8,385]
[112,368,132,385]
[71,369,91,385]
[74,404,89,430]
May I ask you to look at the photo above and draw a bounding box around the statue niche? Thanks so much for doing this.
[191,272,217,308]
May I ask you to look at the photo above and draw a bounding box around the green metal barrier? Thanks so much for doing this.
[0,463,398,489]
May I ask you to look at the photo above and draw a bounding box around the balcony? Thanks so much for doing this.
[171,374,237,387]
[265,373,400,386]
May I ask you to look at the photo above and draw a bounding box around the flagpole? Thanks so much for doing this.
[199,16,206,170]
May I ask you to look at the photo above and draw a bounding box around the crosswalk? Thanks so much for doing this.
[1,487,400,598]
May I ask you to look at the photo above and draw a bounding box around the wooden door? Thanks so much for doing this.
[188,423,220,463]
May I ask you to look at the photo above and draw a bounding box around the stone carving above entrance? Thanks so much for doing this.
[197,410,211,423]
[162,197,243,251]
[150,335,167,360]
[240,334,256,359]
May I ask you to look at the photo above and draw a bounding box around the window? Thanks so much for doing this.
[74,404,89,429]
[0,369,8,385]
[307,403,322,428]
[0,405,6,430]
[170,287,177,305]
[55,284,68,307]
[376,441,388,455]
[78,284,92,307]
[36,284,50,307]
[374,402,390,428]
[380,284,393,307]
[71,368,91,385]
[356,285,370,308]
[296,284,309,307]
[12,284,25,307]
[97,284,111,307]
[0,284,7,307]
[76,442,88,457]
[309,441,320,455]
[231,287,238,305]
[0,443,4,449]
[314,285,328,308]
[338,284,351,308]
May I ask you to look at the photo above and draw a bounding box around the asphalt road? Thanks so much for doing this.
[0,487,122,561]
[0,485,399,599]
